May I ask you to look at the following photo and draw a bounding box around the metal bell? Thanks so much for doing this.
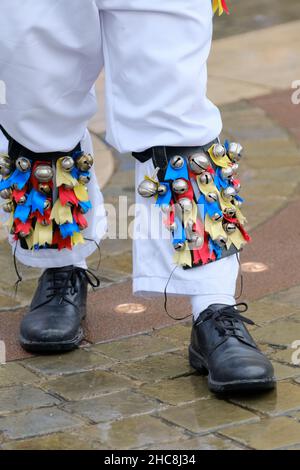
[157,184,168,196]
[160,204,171,214]
[231,179,241,192]
[172,178,188,194]
[231,163,239,174]
[34,165,54,183]
[170,155,184,170]
[17,195,27,205]
[38,183,51,195]
[189,234,204,248]
[173,241,185,251]
[222,187,237,200]
[0,155,12,176]
[224,222,237,234]
[188,152,209,174]
[211,212,223,222]
[178,197,193,213]
[44,199,51,211]
[223,207,237,218]
[2,201,14,213]
[0,188,12,200]
[212,144,226,158]
[18,230,32,239]
[205,192,218,203]
[61,156,75,172]
[76,154,94,172]
[41,220,51,227]
[169,222,177,232]
[228,142,243,162]
[214,234,228,247]
[199,172,213,185]
[78,174,91,185]
[137,179,158,198]
[233,199,242,208]
[221,167,234,179]
[16,157,31,172]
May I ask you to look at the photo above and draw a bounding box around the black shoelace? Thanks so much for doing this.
[195,302,255,339]
[44,267,100,306]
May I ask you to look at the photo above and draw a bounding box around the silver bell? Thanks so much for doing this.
[228,142,243,162]
[214,234,228,247]
[0,155,12,176]
[76,154,94,171]
[188,152,210,174]
[231,163,239,174]
[173,241,185,251]
[168,221,177,232]
[34,165,54,183]
[161,204,171,214]
[16,157,31,172]
[172,178,188,194]
[17,195,27,205]
[78,174,91,185]
[231,179,241,193]
[157,184,168,196]
[205,192,218,203]
[221,167,234,179]
[41,220,51,227]
[234,199,242,208]
[0,188,12,200]
[178,197,192,213]
[2,201,14,213]
[224,222,237,234]
[18,230,31,239]
[222,187,237,200]
[137,179,158,198]
[199,172,213,185]
[61,156,75,172]
[44,200,51,211]
[211,212,223,222]
[212,144,226,158]
[189,234,204,248]
[223,207,237,218]
[38,183,51,195]
[170,155,184,170]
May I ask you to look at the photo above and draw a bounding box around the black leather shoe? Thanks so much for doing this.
[20,266,100,353]
[189,303,276,393]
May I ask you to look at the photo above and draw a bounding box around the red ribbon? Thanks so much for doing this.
[59,186,79,207]
[53,229,72,250]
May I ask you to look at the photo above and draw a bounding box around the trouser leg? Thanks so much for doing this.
[0,1,107,268]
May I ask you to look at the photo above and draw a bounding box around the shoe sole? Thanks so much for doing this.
[189,345,276,394]
[19,328,84,353]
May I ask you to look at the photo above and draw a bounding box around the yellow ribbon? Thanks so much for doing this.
[229,228,246,250]
[74,184,89,202]
[56,158,78,188]
[208,145,232,168]
[50,199,73,225]
[72,231,85,246]
[173,243,192,267]
[33,222,53,247]
[212,0,225,16]
[25,230,34,250]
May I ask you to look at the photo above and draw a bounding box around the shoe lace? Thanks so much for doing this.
[196,302,255,340]
[45,267,100,305]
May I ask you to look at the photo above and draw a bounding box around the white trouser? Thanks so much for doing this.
[0,0,238,304]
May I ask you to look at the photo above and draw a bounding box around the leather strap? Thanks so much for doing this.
[0,125,81,161]
[132,139,219,180]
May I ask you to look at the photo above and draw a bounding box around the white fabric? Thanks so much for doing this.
[133,158,240,296]
[0,0,221,153]
[0,0,237,301]
[191,295,237,321]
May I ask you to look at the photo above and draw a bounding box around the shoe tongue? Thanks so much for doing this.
[207,304,232,312]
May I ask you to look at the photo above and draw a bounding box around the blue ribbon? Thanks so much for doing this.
[172,216,186,245]
[198,193,222,219]
[27,189,47,215]
[79,200,92,213]
[59,222,80,239]
[165,159,189,181]
[0,168,31,191]
[14,204,31,223]
[156,182,172,206]
[209,239,223,259]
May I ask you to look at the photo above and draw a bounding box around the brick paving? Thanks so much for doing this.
[1,4,300,451]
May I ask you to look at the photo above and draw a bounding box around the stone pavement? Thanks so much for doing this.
[1,0,300,450]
